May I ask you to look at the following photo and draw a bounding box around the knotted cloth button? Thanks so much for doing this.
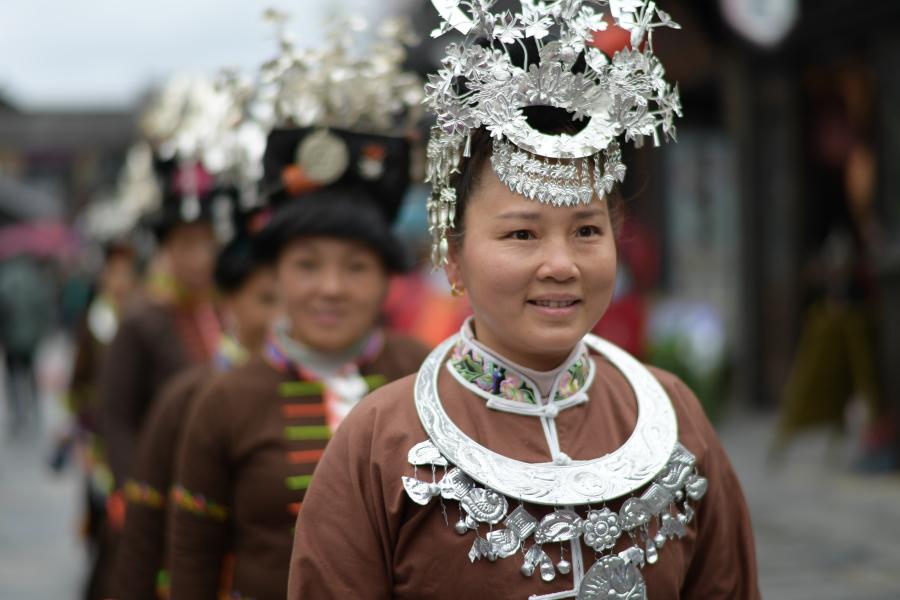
[553,452,572,466]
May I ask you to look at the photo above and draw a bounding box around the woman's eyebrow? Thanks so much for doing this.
[573,207,606,219]
[494,211,541,221]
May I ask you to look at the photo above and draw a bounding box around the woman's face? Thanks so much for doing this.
[276,236,389,353]
[163,222,217,294]
[446,166,617,370]
[224,268,278,353]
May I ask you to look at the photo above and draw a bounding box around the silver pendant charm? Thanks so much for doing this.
[539,551,556,582]
[534,510,582,544]
[486,528,521,559]
[408,440,448,466]
[640,483,674,516]
[578,555,647,600]
[401,476,434,506]
[468,537,493,563]
[461,488,508,525]
[653,532,667,548]
[521,544,543,577]
[439,467,474,501]
[645,538,659,565]
[685,474,708,500]
[659,513,687,540]
[583,508,622,552]
[504,505,539,539]
[655,444,695,493]
[454,519,469,535]
[619,499,652,531]
[557,559,572,575]
[618,546,646,569]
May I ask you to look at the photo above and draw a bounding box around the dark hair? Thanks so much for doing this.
[103,241,135,263]
[214,236,267,295]
[450,114,624,239]
[254,185,408,273]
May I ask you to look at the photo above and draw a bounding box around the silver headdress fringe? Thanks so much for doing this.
[424,0,681,266]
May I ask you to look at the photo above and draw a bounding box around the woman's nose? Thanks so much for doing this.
[535,236,579,282]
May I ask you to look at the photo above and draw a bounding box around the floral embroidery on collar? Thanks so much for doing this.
[448,335,592,406]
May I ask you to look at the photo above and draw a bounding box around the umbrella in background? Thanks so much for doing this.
[0,220,81,261]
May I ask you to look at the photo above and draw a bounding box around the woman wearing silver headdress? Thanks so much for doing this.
[288,2,758,599]
[165,14,429,600]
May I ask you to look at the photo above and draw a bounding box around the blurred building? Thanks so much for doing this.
[0,94,137,223]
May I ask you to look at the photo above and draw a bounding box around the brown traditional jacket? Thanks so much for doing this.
[114,364,213,600]
[99,299,219,485]
[288,356,760,600]
[168,333,429,600]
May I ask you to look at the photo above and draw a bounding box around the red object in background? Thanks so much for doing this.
[0,220,80,260]
[590,19,632,55]
[172,162,215,198]
[593,292,647,359]
[384,273,471,348]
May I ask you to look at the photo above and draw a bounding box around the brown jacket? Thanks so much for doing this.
[288,357,760,600]
[168,333,429,600]
[99,299,219,485]
[114,364,213,600]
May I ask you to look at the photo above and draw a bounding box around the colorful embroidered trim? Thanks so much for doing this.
[155,569,170,596]
[171,485,228,521]
[286,474,314,491]
[288,449,325,464]
[449,336,591,405]
[123,480,165,509]
[289,502,303,516]
[282,403,326,418]
[284,425,332,441]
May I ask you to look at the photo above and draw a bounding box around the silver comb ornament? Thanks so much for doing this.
[424,0,681,266]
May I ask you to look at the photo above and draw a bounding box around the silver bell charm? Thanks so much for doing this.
[455,519,469,535]
[556,559,571,575]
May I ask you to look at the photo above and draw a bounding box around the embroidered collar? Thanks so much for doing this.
[447,319,594,417]
[214,334,249,371]
[265,323,385,379]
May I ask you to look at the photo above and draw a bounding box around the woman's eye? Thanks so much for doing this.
[295,259,318,271]
[576,225,602,237]
[509,230,534,241]
[347,262,370,273]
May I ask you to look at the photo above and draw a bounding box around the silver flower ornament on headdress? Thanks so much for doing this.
[425,0,681,266]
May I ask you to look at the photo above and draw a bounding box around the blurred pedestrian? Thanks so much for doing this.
[0,255,55,435]
[289,4,759,599]
[114,229,277,600]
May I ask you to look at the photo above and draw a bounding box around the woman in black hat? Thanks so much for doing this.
[167,126,428,600]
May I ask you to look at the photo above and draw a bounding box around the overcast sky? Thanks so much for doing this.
[0,0,409,110]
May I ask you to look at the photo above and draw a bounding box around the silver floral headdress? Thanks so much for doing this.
[259,8,423,135]
[425,0,681,265]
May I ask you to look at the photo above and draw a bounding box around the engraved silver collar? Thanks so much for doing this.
[414,333,678,505]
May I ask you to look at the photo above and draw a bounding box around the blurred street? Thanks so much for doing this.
[1,336,83,600]
[721,411,900,599]
[2,336,900,599]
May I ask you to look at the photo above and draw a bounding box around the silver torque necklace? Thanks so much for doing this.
[414,334,679,506]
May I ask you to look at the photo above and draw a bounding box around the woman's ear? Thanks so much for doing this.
[443,239,463,291]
